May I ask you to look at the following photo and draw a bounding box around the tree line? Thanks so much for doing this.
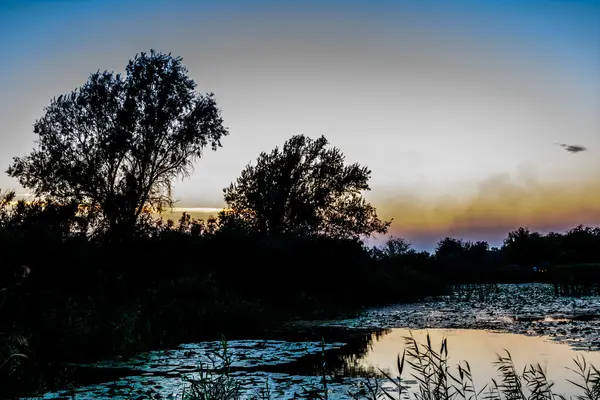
[377,226,600,284]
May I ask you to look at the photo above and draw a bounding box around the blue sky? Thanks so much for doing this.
[1,0,599,248]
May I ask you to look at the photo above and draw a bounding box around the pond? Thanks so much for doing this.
[23,284,600,399]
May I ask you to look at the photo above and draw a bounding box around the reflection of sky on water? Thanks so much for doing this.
[26,329,600,399]
[358,328,600,397]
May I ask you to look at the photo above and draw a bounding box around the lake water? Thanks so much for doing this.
[22,284,600,399]
[352,328,600,397]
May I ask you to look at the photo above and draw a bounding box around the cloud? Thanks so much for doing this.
[372,170,600,249]
[556,143,587,154]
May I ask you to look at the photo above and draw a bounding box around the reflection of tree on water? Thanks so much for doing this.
[320,328,392,379]
[246,328,392,378]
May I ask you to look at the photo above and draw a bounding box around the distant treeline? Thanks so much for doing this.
[376,225,600,284]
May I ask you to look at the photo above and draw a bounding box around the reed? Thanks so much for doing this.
[175,333,600,400]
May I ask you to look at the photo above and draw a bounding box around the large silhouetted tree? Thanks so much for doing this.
[7,50,228,235]
[221,134,390,239]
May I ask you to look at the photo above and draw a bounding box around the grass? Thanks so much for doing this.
[37,334,599,400]
[172,334,600,400]
[348,334,600,400]
[180,337,243,400]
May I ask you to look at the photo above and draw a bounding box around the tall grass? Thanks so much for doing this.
[174,334,600,400]
[18,333,600,399]
[346,333,600,400]
[181,337,243,400]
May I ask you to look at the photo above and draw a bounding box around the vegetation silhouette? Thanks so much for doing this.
[221,134,390,239]
[7,50,228,238]
[2,50,600,398]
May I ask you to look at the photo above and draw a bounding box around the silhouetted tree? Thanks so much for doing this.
[371,236,412,260]
[221,134,390,239]
[7,50,228,236]
[383,236,412,257]
[435,237,466,264]
[502,227,544,265]
[0,190,84,237]
[543,231,565,264]
[0,190,15,223]
[562,225,600,263]
[464,240,489,267]
[370,236,436,274]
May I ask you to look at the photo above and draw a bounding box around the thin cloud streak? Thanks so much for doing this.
[556,143,588,154]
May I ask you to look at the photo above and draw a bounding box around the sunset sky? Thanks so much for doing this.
[1,0,599,249]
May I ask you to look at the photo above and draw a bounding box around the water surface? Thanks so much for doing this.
[355,328,600,397]
[23,284,600,399]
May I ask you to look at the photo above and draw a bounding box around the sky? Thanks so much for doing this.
[1,0,599,249]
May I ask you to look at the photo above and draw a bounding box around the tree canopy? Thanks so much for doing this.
[7,50,228,235]
[221,134,390,239]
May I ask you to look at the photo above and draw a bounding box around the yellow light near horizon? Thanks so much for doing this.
[1,201,231,215]
[170,207,228,213]
[375,177,600,238]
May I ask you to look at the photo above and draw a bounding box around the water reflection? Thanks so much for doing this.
[348,328,600,396]
[240,328,392,378]
[21,327,600,399]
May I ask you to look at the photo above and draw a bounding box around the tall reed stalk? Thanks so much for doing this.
[348,333,600,400]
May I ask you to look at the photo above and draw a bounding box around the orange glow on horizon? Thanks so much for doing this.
[372,175,600,238]
[5,174,600,241]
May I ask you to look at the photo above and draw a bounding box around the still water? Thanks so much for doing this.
[354,328,600,397]
[22,284,600,399]
[26,328,600,399]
